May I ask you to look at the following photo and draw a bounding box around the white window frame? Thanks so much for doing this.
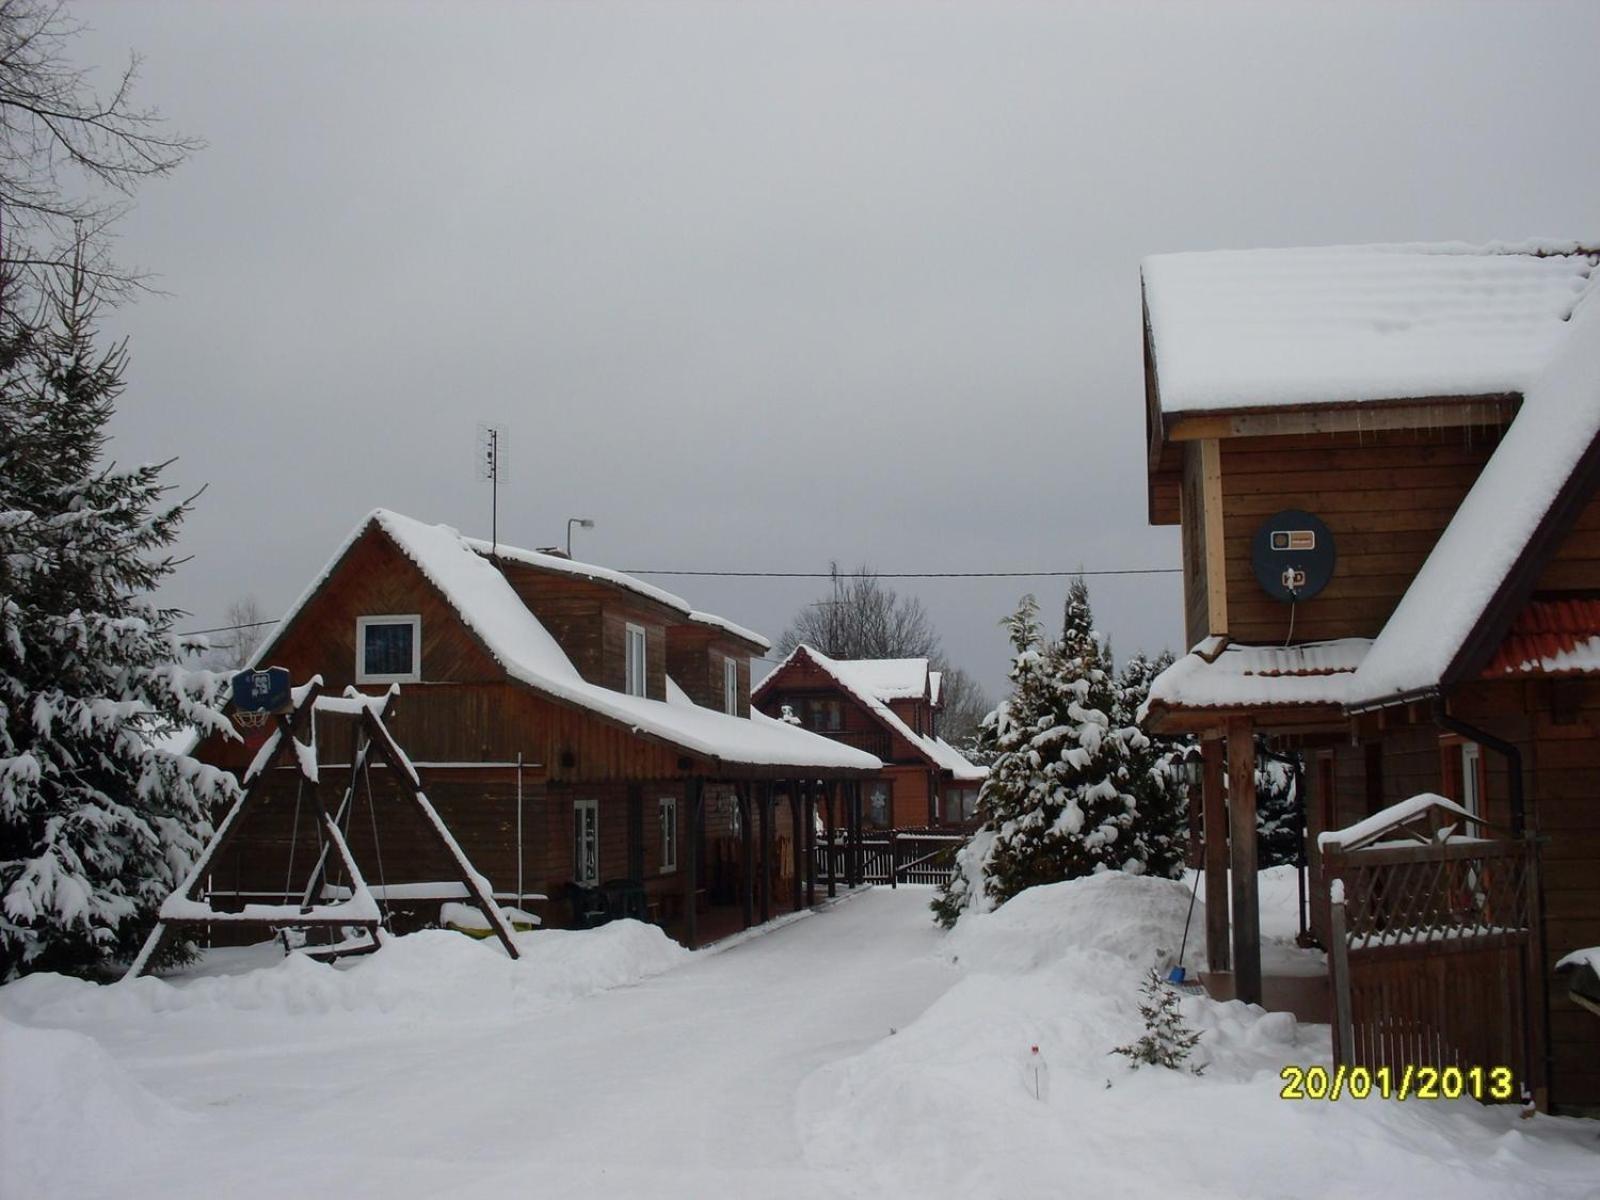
[355,614,422,684]
[1461,742,1482,821]
[659,797,678,873]
[724,657,740,715]
[573,798,600,885]
[625,623,647,696]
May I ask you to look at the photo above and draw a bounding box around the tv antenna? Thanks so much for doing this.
[477,424,507,555]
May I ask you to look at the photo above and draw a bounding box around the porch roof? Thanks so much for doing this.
[1140,636,1369,728]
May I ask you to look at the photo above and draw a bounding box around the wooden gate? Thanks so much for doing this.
[1323,837,1545,1103]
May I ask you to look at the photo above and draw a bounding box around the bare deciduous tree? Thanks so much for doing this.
[205,595,266,672]
[0,0,201,300]
[775,563,941,661]
[934,664,991,748]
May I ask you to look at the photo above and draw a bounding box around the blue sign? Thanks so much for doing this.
[231,666,292,714]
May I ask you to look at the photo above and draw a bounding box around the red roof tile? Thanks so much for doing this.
[1483,598,1600,677]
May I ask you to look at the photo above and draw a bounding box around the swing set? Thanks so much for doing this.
[125,672,520,979]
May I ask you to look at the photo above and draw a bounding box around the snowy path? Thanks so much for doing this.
[39,889,957,1200]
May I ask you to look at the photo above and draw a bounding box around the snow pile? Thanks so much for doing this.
[0,1014,187,1198]
[1,921,689,1030]
[799,873,1600,1200]
[944,870,1198,977]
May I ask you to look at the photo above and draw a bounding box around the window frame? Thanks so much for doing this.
[659,796,678,873]
[355,614,422,684]
[624,622,647,696]
[724,657,740,715]
[572,798,600,886]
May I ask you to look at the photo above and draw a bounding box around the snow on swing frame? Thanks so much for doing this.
[123,674,523,980]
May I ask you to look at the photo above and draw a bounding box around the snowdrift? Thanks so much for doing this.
[0,919,690,1030]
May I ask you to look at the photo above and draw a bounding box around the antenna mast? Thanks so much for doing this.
[477,424,505,555]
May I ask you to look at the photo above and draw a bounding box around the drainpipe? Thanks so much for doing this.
[1433,697,1549,1107]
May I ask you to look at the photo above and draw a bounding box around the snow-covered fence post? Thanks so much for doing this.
[1328,874,1354,1065]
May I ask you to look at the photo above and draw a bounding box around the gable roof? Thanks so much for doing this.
[754,646,986,782]
[254,510,876,773]
[459,536,768,651]
[1143,240,1597,417]
[1347,274,1600,707]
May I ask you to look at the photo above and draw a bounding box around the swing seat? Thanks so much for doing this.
[297,929,386,962]
[440,901,541,937]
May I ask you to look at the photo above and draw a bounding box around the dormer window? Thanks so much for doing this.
[724,658,739,715]
[625,623,647,696]
[356,614,421,683]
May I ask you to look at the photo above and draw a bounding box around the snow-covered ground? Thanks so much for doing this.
[3,881,1597,1199]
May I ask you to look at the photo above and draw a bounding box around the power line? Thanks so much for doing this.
[621,567,1181,579]
[177,565,1179,638]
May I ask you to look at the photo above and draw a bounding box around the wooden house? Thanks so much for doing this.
[752,647,987,829]
[195,510,882,949]
[1137,240,1600,1113]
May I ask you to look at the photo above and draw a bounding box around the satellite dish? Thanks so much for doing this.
[1251,510,1335,602]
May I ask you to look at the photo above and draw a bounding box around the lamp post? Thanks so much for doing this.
[566,517,595,558]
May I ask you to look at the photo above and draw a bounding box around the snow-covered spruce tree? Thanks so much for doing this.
[0,262,235,979]
[933,585,1144,927]
[1116,650,1192,881]
[1254,740,1301,869]
[1112,969,1203,1073]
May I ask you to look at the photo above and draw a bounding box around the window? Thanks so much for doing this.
[724,658,740,715]
[867,780,892,827]
[1461,742,1483,821]
[625,623,647,696]
[573,799,599,885]
[659,797,678,873]
[356,615,421,683]
[808,698,841,731]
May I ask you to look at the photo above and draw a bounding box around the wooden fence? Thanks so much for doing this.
[813,829,965,888]
[1324,837,1545,1103]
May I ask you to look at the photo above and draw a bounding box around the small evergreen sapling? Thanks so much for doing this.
[1112,970,1204,1074]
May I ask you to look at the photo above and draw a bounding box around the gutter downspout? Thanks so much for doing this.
[1433,697,1550,1108]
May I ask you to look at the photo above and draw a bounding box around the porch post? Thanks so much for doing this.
[759,780,772,923]
[739,782,754,930]
[826,781,838,899]
[1202,737,1230,974]
[791,780,805,912]
[684,777,704,950]
[804,780,817,908]
[849,782,863,887]
[1226,718,1260,1005]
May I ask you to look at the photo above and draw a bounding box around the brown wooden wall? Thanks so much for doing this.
[665,626,750,714]
[1314,681,1599,1110]
[1536,487,1600,593]
[1180,442,1210,650]
[1217,428,1501,644]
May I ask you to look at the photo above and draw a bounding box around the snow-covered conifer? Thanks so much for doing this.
[933,584,1144,927]
[0,262,235,979]
[1116,650,1192,880]
[1112,969,1203,1073]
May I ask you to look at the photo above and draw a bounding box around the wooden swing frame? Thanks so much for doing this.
[125,677,519,979]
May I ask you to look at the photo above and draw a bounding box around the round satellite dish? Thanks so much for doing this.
[1251,510,1335,603]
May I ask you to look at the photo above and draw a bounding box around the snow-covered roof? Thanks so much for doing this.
[757,646,987,782]
[929,670,942,707]
[1347,276,1600,706]
[834,657,931,702]
[1318,793,1482,853]
[1141,637,1369,721]
[1143,241,1598,416]
[261,511,875,773]
[460,536,769,650]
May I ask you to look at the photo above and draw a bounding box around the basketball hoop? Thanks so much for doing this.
[233,708,272,731]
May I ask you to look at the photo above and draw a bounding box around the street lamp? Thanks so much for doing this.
[566,517,595,558]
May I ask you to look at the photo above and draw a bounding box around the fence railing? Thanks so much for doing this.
[812,828,966,888]
[1323,837,1543,1103]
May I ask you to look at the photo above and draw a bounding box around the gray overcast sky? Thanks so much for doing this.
[76,0,1600,698]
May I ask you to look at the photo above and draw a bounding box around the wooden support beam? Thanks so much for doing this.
[759,780,772,924]
[791,781,804,913]
[739,783,753,930]
[1226,717,1260,1004]
[684,778,703,949]
[804,781,816,908]
[1200,436,1228,637]
[849,782,863,887]
[825,781,838,899]
[1202,737,1230,974]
